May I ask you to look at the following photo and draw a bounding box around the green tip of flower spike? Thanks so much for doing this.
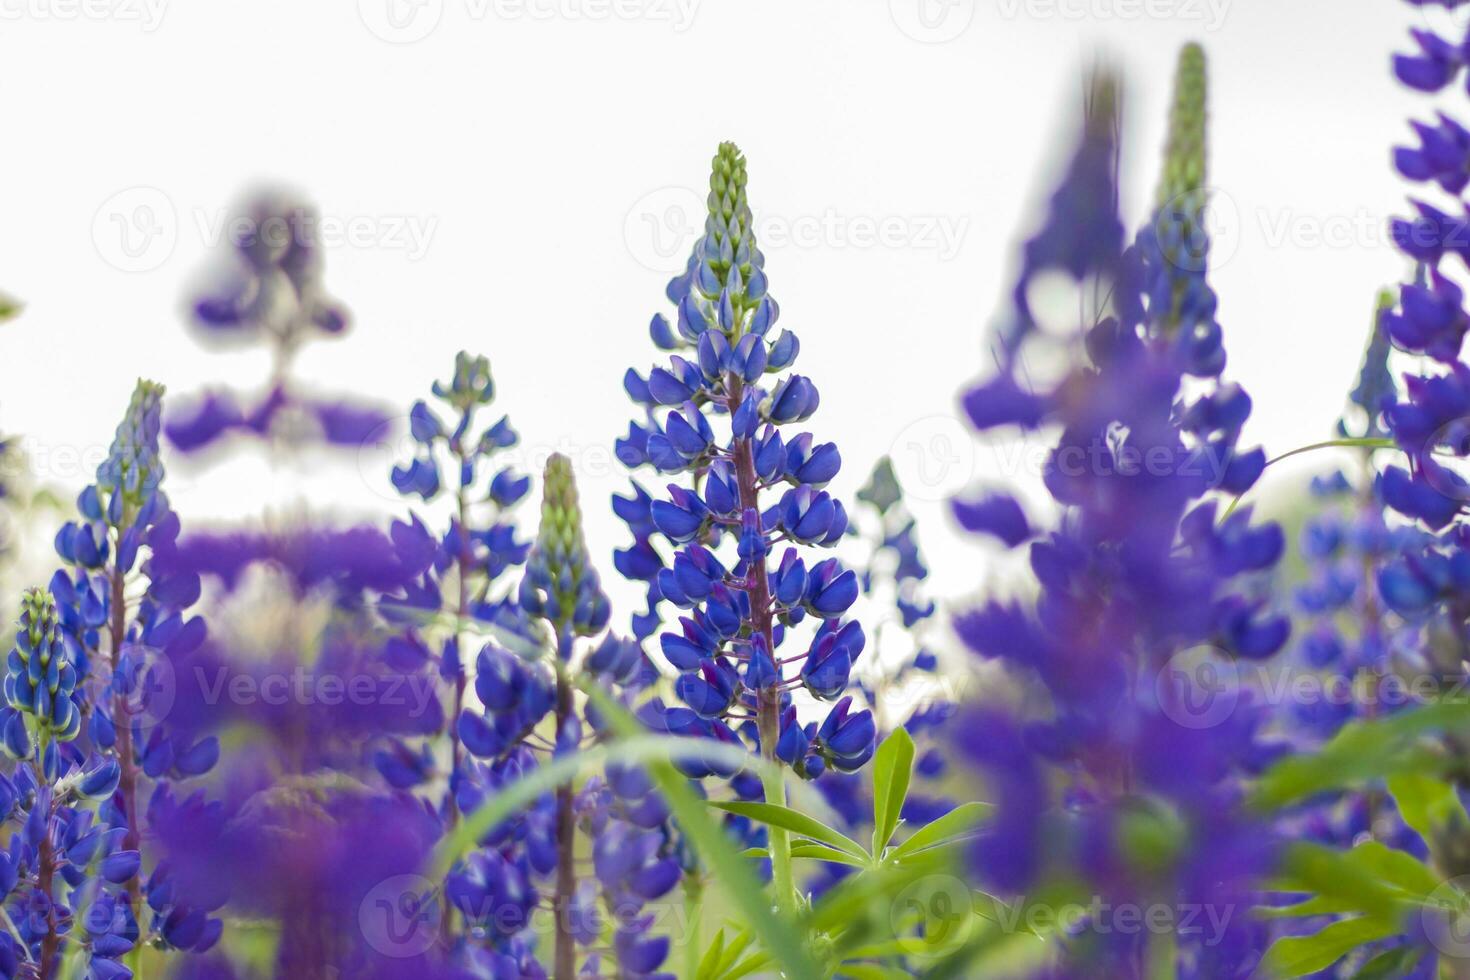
[1083,68,1121,141]
[707,141,751,240]
[19,588,57,651]
[856,457,904,518]
[98,379,166,522]
[1155,43,1208,209]
[695,141,768,325]
[531,453,606,634]
[538,453,582,551]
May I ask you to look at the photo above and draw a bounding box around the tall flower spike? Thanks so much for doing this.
[381,350,530,820]
[1342,290,1397,440]
[167,192,389,456]
[954,56,1285,977]
[616,142,869,920]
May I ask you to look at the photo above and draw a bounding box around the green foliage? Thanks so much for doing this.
[701,728,1003,976]
[1249,703,1470,976]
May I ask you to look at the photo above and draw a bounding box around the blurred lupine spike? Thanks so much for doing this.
[1340,289,1398,439]
[1156,42,1207,209]
[953,58,1286,976]
[855,456,903,517]
[1146,43,1213,340]
[190,191,350,343]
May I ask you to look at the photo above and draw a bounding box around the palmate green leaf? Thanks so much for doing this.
[871,727,915,856]
[1257,917,1402,978]
[791,841,869,867]
[695,929,726,980]
[1351,944,1424,979]
[1255,895,1361,921]
[697,927,758,980]
[718,949,773,980]
[1339,841,1440,900]
[1270,843,1422,925]
[837,965,912,980]
[1388,772,1469,844]
[1251,700,1470,811]
[890,802,993,859]
[710,800,869,861]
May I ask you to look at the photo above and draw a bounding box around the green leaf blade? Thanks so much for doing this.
[871,728,916,857]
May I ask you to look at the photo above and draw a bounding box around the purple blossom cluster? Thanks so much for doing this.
[7,14,1470,978]
[950,56,1291,976]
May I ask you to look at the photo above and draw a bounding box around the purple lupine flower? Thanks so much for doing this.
[808,458,954,903]
[378,351,531,827]
[441,456,674,978]
[167,192,389,457]
[46,380,221,965]
[951,53,1286,976]
[615,143,872,790]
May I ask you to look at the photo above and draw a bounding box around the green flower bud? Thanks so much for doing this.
[520,454,610,639]
[97,378,166,522]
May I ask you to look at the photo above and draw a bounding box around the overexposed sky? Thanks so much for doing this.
[0,0,1438,624]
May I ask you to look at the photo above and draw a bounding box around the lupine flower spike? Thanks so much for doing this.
[616,142,870,916]
[954,55,1286,976]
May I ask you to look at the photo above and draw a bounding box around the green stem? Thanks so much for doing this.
[758,726,795,912]
[1220,437,1396,522]
[552,658,577,980]
[727,371,797,916]
[683,876,703,978]
[35,731,59,980]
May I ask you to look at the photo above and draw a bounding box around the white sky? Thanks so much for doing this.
[0,0,1441,632]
